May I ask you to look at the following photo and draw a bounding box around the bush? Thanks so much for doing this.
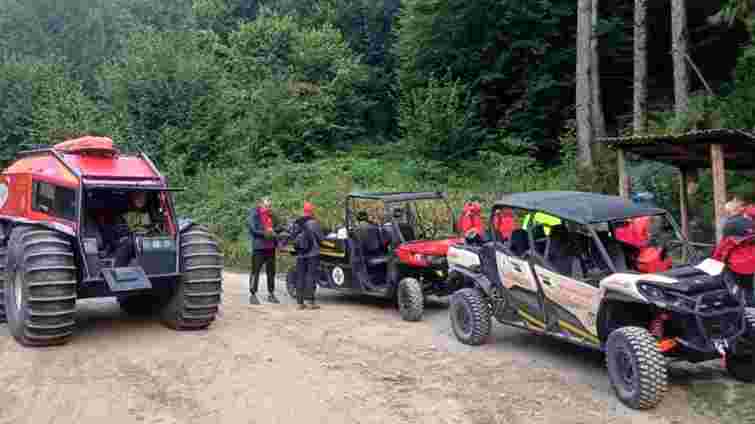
[0,62,102,166]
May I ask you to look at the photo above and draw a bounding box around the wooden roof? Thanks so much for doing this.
[597,129,755,170]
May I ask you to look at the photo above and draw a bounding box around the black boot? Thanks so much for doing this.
[249,293,260,305]
[307,299,320,310]
[267,293,280,304]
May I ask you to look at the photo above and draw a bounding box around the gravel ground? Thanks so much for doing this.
[0,271,749,424]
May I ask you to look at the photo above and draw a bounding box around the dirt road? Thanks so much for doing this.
[0,272,750,424]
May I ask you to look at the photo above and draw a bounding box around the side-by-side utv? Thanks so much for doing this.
[0,136,223,346]
[446,191,755,410]
[285,192,462,321]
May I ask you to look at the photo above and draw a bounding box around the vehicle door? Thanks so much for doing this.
[530,221,601,345]
[486,206,547,330]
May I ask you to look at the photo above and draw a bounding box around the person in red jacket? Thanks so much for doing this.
[492,207,517,240]
[615,216,670,272]
[458,201,483,237]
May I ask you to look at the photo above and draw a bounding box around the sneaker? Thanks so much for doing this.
[249,294,260,305]
[267,293,280,304]
[307,301,321,310]
[297,303,307,310]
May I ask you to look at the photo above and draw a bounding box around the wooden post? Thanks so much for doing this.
[711,144,727,242]
[679,167,690,240]
[617,149,630,198]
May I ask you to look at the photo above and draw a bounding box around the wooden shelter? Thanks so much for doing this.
[597,129,755,242]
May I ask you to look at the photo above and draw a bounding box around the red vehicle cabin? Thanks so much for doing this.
[0,136,222,347]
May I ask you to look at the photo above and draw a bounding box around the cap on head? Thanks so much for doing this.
[303,201,314,216]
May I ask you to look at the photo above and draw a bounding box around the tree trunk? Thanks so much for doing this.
[672,0,690,117]
[633,0,648,134]
[577,0,594,168]
[590,0,606,137]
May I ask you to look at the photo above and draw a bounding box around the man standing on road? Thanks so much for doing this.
[292,201,323,310]
[248,197,280,305]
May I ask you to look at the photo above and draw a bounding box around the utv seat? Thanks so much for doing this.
[398,222,416,241]
[545,225,583,277]
[509,229,530,257]
[357,223,390,266]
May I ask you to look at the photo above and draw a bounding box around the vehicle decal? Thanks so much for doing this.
[447,246,480,269]
[558,319,600,345]
[600,273,661,302]
[499,254,536,291]
[517,308,546,329]
[320,249,346,258]
[535,265,600,334]
[331,266,345,286]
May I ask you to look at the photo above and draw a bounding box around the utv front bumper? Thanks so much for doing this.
[644,287,749,357]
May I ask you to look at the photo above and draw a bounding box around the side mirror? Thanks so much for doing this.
[336,227,348,240]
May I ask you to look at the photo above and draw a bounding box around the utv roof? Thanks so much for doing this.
[348,191,447,202]
[5,136,167,188]
[495,191,666,224]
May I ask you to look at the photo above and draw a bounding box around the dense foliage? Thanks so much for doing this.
[0,0,752,261]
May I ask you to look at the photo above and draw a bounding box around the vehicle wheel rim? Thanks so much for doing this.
[14,272,22,312]
[455,302,471,335]
[615,346,636,390]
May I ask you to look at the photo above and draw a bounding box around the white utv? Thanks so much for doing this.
[446,191,755,410]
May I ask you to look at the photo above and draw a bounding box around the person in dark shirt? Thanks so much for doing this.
[248,197,280,305]
[292,202,324,309]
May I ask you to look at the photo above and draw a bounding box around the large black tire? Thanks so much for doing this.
[0,244,7,323]
[397,277,423,322]
[4,226,77,346]
[605,326,668,410]
[286,270,297,299]
[450,287,492,345]
[161,226,222,330]
[727,308,755,382]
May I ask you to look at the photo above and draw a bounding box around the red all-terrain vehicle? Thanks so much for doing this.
[285,191,462,320]
[0,136,223,346]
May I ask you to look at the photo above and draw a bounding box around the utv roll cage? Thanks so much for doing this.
[345,191,456,243]
[491,191,696,274]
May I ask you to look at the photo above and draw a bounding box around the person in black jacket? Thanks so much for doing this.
[292,201,324,309]
[248,197,280,304]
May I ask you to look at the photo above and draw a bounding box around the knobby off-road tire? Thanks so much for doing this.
[0,244,7,323]
[161,226,223,330]
[450,288,492,346]
[606,326,668,410]
[286,270,297,299]
[5,226,77,346]
[397,277,423,322]
[726,308,755,382]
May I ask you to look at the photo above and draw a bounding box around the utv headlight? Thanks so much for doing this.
[637,283,695,310]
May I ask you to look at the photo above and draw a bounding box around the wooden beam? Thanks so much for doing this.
[617,149,630,198]
[679,167,690,240]
[711,143,727,242]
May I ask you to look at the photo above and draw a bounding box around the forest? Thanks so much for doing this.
[1,0,754,264]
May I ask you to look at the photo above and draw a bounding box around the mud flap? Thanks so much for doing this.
[102,267,152,292]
